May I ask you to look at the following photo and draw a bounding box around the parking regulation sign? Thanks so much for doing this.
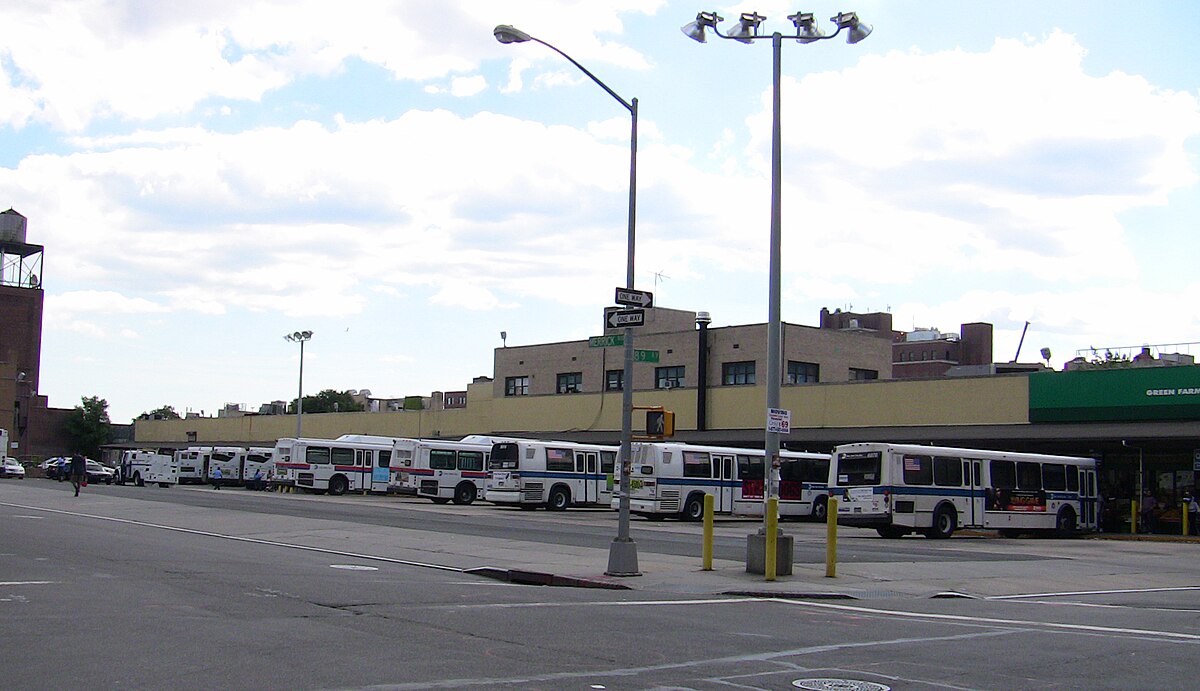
[767,408,791,433]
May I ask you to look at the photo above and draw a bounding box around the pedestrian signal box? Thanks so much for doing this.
[646,410,675,438]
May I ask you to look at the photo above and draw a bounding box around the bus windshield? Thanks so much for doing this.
[836,451,882,486]
[489,443,520,470]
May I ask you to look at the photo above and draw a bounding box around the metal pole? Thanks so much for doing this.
[764,32,783,528]
[608,96,640,576]
[296,339,305,438]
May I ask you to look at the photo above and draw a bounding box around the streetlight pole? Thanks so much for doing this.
[494,24,640,575]
[284,330,313,438]
[683,9,871,574]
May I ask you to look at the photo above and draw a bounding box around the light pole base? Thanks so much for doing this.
[606,537,641,577]
[745,530,794,575]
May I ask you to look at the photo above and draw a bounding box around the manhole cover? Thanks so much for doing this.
[329,564,378,571]
[792,680,890,691]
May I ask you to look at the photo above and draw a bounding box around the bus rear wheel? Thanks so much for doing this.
[453,483,477,505]
[1055,507,1078,536]
[546,487,570,511]
[925,505,957,539]
[134,473,144,487]
[811,496,829,523]
[328,476,348,496]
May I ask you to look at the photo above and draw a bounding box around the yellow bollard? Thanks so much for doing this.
[826,497,838,578]
[1183,501,1189,537]
[1131,500,1138,535]
[765,497,779,582]
[702,494,714,571]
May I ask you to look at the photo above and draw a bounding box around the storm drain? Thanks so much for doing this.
[792,680,890,691]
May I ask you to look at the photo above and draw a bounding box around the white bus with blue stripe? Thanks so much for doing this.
[622,442,831,521]
[485,440,618,510]
[831,442,1098,539]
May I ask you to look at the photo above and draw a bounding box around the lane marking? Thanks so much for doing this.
[0,581,57,586]
[772,598,1200,641]
[988,586,1200,600]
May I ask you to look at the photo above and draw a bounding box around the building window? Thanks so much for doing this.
[722,361,756,385]
[505,376,529,396]
[557,372,582,394]
[605,369,624,391]
[655,366,685,389]
[787,361,819,384]
[850,368,878,381]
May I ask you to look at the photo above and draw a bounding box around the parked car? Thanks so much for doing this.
[45,458,114,484]
[0,457,24,479]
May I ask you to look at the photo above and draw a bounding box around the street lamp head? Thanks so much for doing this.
[832,11,872,44]
[681,11,722,43]
[284,330,313,343]
[788,12,825,44]
[494,24,532,44]
[729,12,766,44]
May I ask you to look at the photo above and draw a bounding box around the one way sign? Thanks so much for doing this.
[614,287,654,308]
[606,308,645,329]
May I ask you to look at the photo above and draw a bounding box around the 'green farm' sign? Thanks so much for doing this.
[1029,366,1200,423]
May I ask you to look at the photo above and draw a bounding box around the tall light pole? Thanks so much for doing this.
[683,9,871,568]
[494,24,640,576]
[284,330,313,438]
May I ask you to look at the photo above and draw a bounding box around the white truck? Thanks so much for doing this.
[118,450,179,487]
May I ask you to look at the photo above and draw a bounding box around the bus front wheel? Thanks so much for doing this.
[682,495,705,522]
[453,483,477,505]
[926,505,957,539]
[811,496,829,523]
[547,487,570,511]
[328,475,348,496]
[134,473,144,487]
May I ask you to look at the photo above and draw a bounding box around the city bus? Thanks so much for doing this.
[393,438,492,505]
[486,439,618,510]
[288,437,394,495]
[174,446,212,484]
[244,446,273,488]
[207,446,246,486]
[622,442,831,521]
[830,442,1098,538]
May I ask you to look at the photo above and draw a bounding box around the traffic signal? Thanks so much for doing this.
[646,410,675,437]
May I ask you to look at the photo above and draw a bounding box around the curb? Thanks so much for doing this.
[465,567,633,590]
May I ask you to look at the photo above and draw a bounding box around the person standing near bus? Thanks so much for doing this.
[1188,495,1199,536]
[211,466,222,489]
[69,452,87,497]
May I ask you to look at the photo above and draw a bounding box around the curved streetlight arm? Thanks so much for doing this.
[518,35,634,114]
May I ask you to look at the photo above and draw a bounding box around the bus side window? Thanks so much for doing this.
[378,451,390,469]
[1066,466,1079,492]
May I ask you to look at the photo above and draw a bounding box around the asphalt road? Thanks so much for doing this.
[3,479,1198,690]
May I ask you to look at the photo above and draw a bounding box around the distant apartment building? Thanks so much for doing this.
[819,308,994,379]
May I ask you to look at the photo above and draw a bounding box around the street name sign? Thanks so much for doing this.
[589,335,625,348]
[634,349,660,363]
[614,287,654,308]
[606,308,646,329]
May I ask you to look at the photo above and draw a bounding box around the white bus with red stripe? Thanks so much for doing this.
[393,437,516,505]
[272,437,394,495]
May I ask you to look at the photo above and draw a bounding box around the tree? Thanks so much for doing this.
[297,389,365,414]
[65,396,113,458]
[137,405,181,421]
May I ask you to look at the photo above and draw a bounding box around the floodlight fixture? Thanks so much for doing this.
[832,11,872,44]
[729,12,767,43]
[681,11,722,43]
[788,12,825,43]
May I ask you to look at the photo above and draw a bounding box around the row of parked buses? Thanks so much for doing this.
[255,434,1099,538]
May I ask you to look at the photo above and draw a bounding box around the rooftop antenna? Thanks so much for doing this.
[1013,321,1030,362]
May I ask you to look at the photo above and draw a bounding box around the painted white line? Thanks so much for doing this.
[0,581,57,586]
[988,586,1200,600]
[773,598,1200,641]
[1007,600,1200,614]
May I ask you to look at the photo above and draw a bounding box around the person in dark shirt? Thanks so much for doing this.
[69,453,87,497]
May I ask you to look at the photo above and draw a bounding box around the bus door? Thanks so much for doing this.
[1081,467,1098,529]
[577,451,600,503]
[714,454,736,513]
[354,449,372,491]
[968,459,984,527]
[372,450,392,493]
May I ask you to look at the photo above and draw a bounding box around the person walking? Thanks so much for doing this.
[211,466,222,489]
[1188,495,1200,536]
[69,452,87,497]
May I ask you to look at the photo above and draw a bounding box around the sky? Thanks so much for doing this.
[2,0,1199,423]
